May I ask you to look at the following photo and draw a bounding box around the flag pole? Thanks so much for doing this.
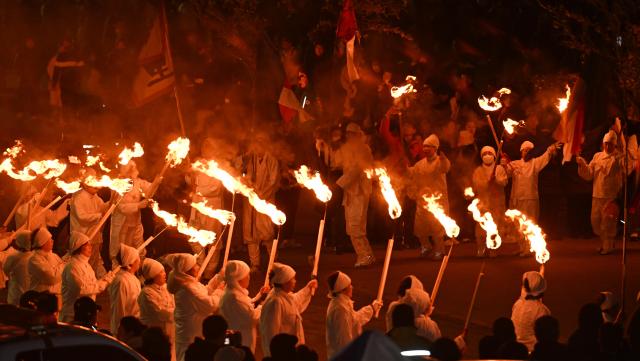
[160,1,186,137]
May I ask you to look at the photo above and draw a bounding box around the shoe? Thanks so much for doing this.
[430,252,444,261]
[355,255,376,267]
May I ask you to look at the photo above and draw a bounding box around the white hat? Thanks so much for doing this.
[520,141,534,151]
[603,130,617,144]
[68,231,90,253]
[214,346,245,361]
[423,134,440,148]
[224,260,251,287]
[402,275,424,292]
[523,271,546,296]
[141,258,164,280]
[458,130,474,147]
[167,253,197,274]
[32,227,52,248]
[404,288,432,317]
[330,271,352,294]
[120,244,140,268]
[481,146,496,157]
[15,230,32,251]
[346,123,362,133]
[270,262,296,285]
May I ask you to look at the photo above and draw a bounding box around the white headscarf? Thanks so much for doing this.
[120,244,140,268]
[15,230,32,251]
[166,253,197,274]
[330,271,352,294]
[424,134,440,149]
[523,271,546,297]
[270,262,295,285]
[404,288,432,317]
[520,141,534,151]
[141,258,164,280]
[224,260,250,288]
[32,227,52,248]
[68,231,90,253]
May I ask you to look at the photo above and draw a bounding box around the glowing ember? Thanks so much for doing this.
[464,187,475,197]
[365,167,402,219]
[192,160,286,225]
[68,156,81,164]
[293,165,332,203]
[150,201,217,246]
[99,162,112,173]
[166,137,190,167]
[55,179,82,194]
[556,84,571,113]
[118,142,144,165]
[191,201,236,225]
[4,141,24,158]
[86,155,100,166]
[468,198,502,249]
[390,75,418,99]
[503,118,522,135]
[422,194,460,238]
[84,175,132,195]
[478,88,511,112]
[505,209,550,264]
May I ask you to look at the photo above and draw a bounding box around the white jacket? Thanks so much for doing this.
[578,151,633,199]
[15,195,69,230]
[415,316,441,342]
[335,140,373,205]
[3,250,32,305]
[60,254,116,322]
[259,285,313,356]
[408,155,451,201]
[108,270,141,335]
[219,285,261,352]
[71,189,107,242]
[506,149,552,202]
[111,178,151,227]
[28,249,65,294]
[511,297,550,352]
[138,283,175,340]
[472,163,508,211]
[0,239,16,289]
[326,294,373,358]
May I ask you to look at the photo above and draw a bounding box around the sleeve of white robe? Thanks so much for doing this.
[140,288,174,323]
[415,316,441,342]
[45,200,70,227]
[188,283,219,314]
[532,148,553,173]
[109,274,141,334]
[327,304,354,355]
[495,165,508,186]
[354,304,374,327]
[292,284,314,314]
[578,155,596,181]
[72,194,104,224]
[29,253,64,289]
[261,298,283,351]
[71,264,114,296]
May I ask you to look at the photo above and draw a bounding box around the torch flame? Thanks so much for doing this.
[166,137,190,167]
[191,201,236,225]
[150,201,216,246]
[99,162,112,173]
[502,118,520,135]
[118,142,144,165]
[68,156,81,164]
[84,175,133,195]
[464,187,475,197]
[505,209,550,264]
[55,179,82,194]
[478,87,511,112]
[468,198,502,249]
[293,165,332,203]
[0,157,67,181]
[422,194,460,238]
[192,160,286,225]
[365,167,402,219]
[86,155,100,166]
[390,75,418,99]
[556,84,571,113]
[4,141,24,158]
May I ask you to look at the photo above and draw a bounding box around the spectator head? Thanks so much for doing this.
[492,317,516,342]
[270,263,296,292]
[270,333,298,360]
[296,344,318,361]
[522,271,546,299]
[431,337,462,361]
[141,258,166,286]
[214,346,245,361]
[141,327,171,361]
[534,315,560,344]
[73,296,100,326]
[31,227,53,252]
[19,290,40,310]
[578,303,604,330]
[327,271,352,298]
[397,275,423,297]
[117,316,147,341]
[497,340,529,360]
[391,303,415,328]
[202,315,228,342]
[36,292,59,316]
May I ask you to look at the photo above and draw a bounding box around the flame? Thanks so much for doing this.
[4,141,24,158]
[0,158,67,181]
[166,137,190,167]
[464,187,475,197]
[365,167,402,219]
[505,209,550,264]
[390,75,418,98]
[118,142,144,165]
[556,84,571,113]
[192,160,286,225]
[84,175,132,195]
[55,179,82,194]
[478,87,511,112]
[85,155,100,167]
[468,198,502,249]
[503,118,521,135]
[99,162,112,173]
[293,165,332,203]
[150,201,216,246]
[68,156,81,164]
[191,201,236,225]
[422,194,460,238]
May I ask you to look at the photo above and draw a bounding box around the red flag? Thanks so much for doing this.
[336,0,359,83]
[554,78,585,163]
[278,82,314,124]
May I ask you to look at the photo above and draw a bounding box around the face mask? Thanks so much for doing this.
[482,154,494,165]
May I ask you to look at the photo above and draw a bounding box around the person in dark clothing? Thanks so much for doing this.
[117,316,147,351]
[431,337,461,361]
[185,315,228,361]
[497,340,529,360]
[72,296,102,331]
[478,317,526,359]
[628,302,640,360]
[530,315,569,361]
[599,322,630,361]
[386,303,432,353]
[19,290,41,310]
[262,333,298,361]
[140,327,172,361]
[568,303,603,361]
[296,344,318,361]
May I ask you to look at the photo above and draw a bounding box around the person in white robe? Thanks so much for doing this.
[108,244,141,335]
[3,230,33,305]
[28,227,65,298]
[511,271,550,352]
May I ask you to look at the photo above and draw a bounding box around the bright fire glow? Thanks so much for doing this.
[505,209,550,264]
[478,87,511,112]
[293,165,332,203]
[366,167,402,219]
[99,162,112,173]
[192,160,286,225]
[422,194,460,238]
[503,118,522,135]
[390,75,417,99]
[68,156,81,164]
[464,187,475,197]
[86,155,100,166]
[191,201,236,225]
[150,201,216,246]
[166,137,190,167]
[84,175,132,195]
[0,158,67,181]
[55,179,82,194]
[556,84,571,113]
[118,142,144,165]
[468,198,502,249]
[4,141,24,158]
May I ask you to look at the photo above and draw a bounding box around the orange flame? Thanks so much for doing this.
[478,88,511,112]
[293,165,332,203]
[505,209,550,264]
[191,201,236,225]
[86,155,100,166]
[503,118,522,135]
[84,175,132,195]
[366,167,402,219]
[166,137,190,167]
[422,194,460,238]
[390,75,417,98]
[192,160,286,225]
[0,158,67,181]
[68,156,81,164]
[468,197,502,249]
[118,142,144,165]
[4,141,24,158]
[150,201,216,246]
[556,84,571,113]
[464,187,475,198]
[55,179,82,194]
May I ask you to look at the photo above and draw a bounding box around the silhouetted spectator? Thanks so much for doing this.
[497,339,529,360]
[431,337,461,361]
[296,344,318,361]
[478,317,523,359]
[117,316,147,351]
[19,290,41,310]
[214,346,245,361]
[530,315,569,361]
[185,315,227,361]
[387,303,432,353]
[599,322,629,361]
[263,333,298,361]
[35,291,59,319]
[140,327,172,361]
[568,303,603,361]
[72,296,101,330]
[628,302,640,359]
